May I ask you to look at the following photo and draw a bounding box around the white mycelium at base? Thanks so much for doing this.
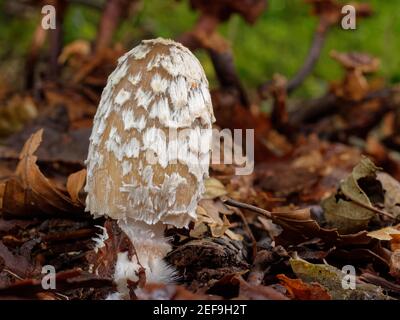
[85,38,215,298]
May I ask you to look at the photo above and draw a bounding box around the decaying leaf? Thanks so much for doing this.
[203,178,228,199]
[207,273,288,300]
[0,269,113,298]
[258,216,282,239]
[367,227,400,241]
[377,172,400,218]
[277,274,331,300]
[270,208,371,247]
[0,241,38,279]
[66,168,87,205]
[193,199,242,240]
[290,257,391,300]
[322,157,382,233]
[2,129,86,218]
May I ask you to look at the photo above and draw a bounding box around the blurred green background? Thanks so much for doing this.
[0,0,399,97]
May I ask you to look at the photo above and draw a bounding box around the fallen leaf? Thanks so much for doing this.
[0,241,38,278]
[0,269,113,298]
[290,257,391,300]
[271,208,371,247]
[2,129,86,218]
[277,274,331,300]
[377,172,400,218]
[203,178,227,199]
[258,216,282,238]
[367,227,400,241]
[66,169,87,204]
[322,157,381,233]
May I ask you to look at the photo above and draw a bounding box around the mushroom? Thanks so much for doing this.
[330,50,380,101]
[85,38,215,298]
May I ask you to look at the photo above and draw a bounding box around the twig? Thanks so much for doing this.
[259,20,330,97]
[48,0,68,80]
[223,197,272,219]
[360,273,400,293]
[95,0,131,53]
[209,49,249,107]
[179,14,250,108]
[25,23,47,89]
[341,189,395,219]
[287,20,330,93]
[3,268,24,281]
[234,208,257,261]
[290,86,400,125]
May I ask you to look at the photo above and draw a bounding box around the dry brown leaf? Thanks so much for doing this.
[199,200,224,225]
[2,129,86,218]
[367,227,400,241]
[258,216,282,238]
[271,208,372,247]
[203,178,227,199]
[277,274,331,300]
[189,221,208,239]
[225,228,243,241]
[196,200,241,239]
[67,168,87,204]
[390,234,400,251]
[210,215,231,238]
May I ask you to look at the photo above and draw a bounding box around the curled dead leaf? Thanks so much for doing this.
[277,274,331,300]
[2,129,86,218]
[66,168,87,205]
[367,227,400,241]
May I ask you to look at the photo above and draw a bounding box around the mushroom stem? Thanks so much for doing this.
[112,220,175,298]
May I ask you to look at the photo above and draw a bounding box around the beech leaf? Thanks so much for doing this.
[322,157,379,234]
[290,257,391,300]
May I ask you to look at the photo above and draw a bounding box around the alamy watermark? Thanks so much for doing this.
[341,265,356,290]
[41,265,56,290]
[42,4,358,31]
[341,5,357,30]
[142,128,255,176]
[41,5,56,30]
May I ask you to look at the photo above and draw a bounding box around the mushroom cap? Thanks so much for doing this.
[85,38,215,228]
[330,50,380,73]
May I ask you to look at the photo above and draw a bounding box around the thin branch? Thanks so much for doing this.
[223,197,272,219]
[95,0,131,53]
[259,19,330,97]
[48,0,68,80]
[289,86,400,125]
[234,208,257,260]
[179,14,250,108]
[209,49,249,107]
[341,189,395,219]
[287,20,330,93]
[25,23,47,89]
